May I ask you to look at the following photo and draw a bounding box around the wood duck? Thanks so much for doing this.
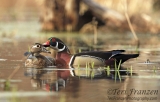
[24,43,55,68]
[43,37,139,77]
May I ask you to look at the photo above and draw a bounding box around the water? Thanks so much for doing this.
[0,21,160,102]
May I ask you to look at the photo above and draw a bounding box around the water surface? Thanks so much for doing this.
[0,21,160,102]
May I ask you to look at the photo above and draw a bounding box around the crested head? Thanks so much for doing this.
[43,37,70,53]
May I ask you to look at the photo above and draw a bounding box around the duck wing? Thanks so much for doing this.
[74,50,139,64]
[74,50,125,60]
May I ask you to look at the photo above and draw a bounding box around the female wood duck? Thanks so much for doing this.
[24,43,55,68]
[43,37,139,77]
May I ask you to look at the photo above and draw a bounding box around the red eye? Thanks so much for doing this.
[52,38,56,42]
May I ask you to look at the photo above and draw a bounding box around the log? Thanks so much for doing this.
[41,0,80,31]
[82,0,125,26]
[41,0,125,31]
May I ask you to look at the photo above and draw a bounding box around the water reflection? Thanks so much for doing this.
[0,25,160,101]
[24,65,133,92]
[24,68,66,91]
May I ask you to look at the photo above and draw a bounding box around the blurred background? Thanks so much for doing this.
[0,0,160,34]
[0,0,160,102]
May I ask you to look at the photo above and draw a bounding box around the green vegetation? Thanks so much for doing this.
[106,66,110,76]
[91,62,95,80]
[4,80,11,91]
[114,60,122,82]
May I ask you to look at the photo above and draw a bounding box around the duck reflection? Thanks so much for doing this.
[24,65,134,92]
[24,68,66,91]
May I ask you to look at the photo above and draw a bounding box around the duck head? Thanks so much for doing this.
[30,43,51,56]
[43,37,70,53]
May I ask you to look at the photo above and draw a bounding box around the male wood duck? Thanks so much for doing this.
[24,43,55,68]
[43,37,139,77]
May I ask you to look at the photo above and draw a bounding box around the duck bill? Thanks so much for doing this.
[42,47,51,54]
[43,41,50,47]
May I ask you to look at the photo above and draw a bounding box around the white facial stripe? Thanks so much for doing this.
[58,45,65,52]
[55,42,58,48]
[50,42,66,52]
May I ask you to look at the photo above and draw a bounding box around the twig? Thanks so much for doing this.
[92,17,98,45]
[122,0,139,41]
[8,65,20,80]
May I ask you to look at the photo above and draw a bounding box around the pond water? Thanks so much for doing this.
[0,21,160,102]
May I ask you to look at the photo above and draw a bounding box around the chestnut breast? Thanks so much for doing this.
[56,52,71,79]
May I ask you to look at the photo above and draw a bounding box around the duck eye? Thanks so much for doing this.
[58,43,64,49]
[37,44,41,48]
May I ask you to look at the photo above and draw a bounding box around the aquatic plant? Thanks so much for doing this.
[105,66,110,76]
[77,63,81,79]
[4,80,11,91]
[60,94,66,102]
[153,66,157,75]
[28,45,31,52]
[91,62,95,80]
[78,48,82,53]
[130,65,133,76]
[11,87,19,102]
[114,60,122,82]
[85,62,88,77]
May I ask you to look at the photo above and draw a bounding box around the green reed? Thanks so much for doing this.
[84,62,95,79]
[77,63,80,79]
[60,94,66,102]
[86,62,88,77]
[28,45,31,52]
[11,87,19,102]
[126,67,129,75]
[130,65,132,76]
[115,60,122,82]
[135,46,139,54]
[126,65,133,76]
[71,46,76,54]
[4,80,11,91]
[105,66,110,76]
[153,66,156,75]
[91,62,95,80]
[78,48,82,53]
